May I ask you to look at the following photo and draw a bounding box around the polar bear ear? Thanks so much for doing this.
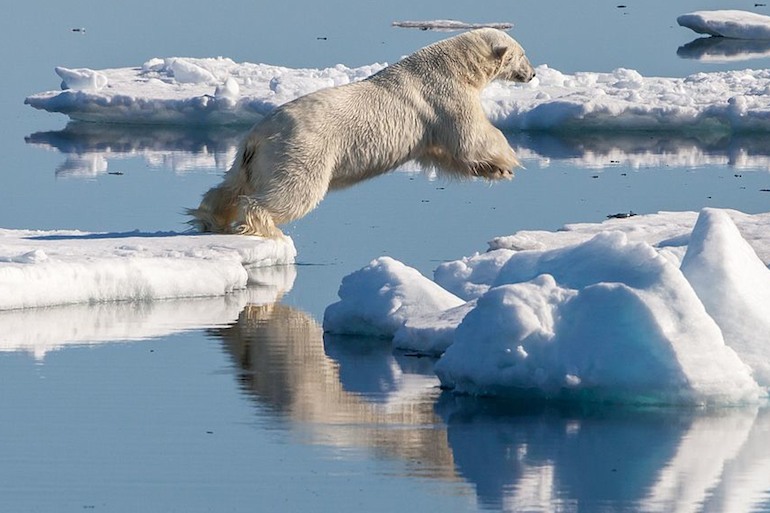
[493,45,511,60]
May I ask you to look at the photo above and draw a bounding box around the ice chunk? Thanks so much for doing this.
[436,233,761,404]
[215,77,240,101]
[0,229,296,310]
[681,208,770,386]
[55,66,108,91]
[678,10,770,39]
[165,57,218,84]
[323,256,464,338]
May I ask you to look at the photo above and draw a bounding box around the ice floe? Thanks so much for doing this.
[678,10,770,40]
[25,57,770,132]
[392,20,513,31]
[324,208,770,405]
[0,229,295,310]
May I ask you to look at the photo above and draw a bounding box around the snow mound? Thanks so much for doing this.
[25,58,770,131]
[681,209,770,385]
[678,10,770,40]
[0,229,295,310]
[56,66,108,91]
[323,256,464,338]
[324,209,770,405]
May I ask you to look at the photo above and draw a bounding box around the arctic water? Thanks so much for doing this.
[2,0,770,511]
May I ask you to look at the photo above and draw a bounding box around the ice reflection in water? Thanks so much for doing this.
[209,299,770,512]
[678,36,770,63]
[25,123,246,177]
[438,396,770,512]
[25,122,770,179]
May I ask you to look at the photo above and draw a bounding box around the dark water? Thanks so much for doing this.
[2,0,770,511]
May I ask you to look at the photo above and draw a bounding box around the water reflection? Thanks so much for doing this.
[437,396,770,512]
[25,123,246,176]
[205,299,770,512]
[211,303,456,478]
[0,265,295,360]
[508,131,770,171]
[678,36,770,63]
[26,122,770,178]
[3,264,769,510]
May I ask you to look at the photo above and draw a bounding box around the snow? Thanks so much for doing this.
[25,57,770,132]
[323,209,770,405]
[323,256,464,338]
[0,229,295,310]
[678,10,770,40]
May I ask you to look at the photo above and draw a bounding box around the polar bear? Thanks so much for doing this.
[189,28,535,237]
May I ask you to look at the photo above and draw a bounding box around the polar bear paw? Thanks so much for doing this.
[471,162,514,180]
[236,197,284,238]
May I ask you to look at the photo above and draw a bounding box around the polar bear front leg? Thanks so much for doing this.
[459,122,520,180]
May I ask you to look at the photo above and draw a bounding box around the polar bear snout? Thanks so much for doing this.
[501,55,536,83]
[512,65,536,83]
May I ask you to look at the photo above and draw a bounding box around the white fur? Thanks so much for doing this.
[189,28,535,237]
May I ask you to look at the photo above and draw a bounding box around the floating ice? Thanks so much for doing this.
[680,209,770,385]
[678,10,770,40]
[392,20,513,31]
[55,66,108,91]
[323,256,464,338]
[25,57,770,131]
[26,57,386,125]
[0,229,295,310]
[324,209,770,404]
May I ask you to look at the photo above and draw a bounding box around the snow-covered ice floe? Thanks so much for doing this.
[392,20,513,31]
[25,57,770,131]
[678,10,770,40]
[324,208,770,405]
[0,229,295,310]
[26,58,385,126]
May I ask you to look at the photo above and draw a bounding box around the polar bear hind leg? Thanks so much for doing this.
[236,197,283,238]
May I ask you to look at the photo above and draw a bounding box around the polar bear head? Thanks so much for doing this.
[469,28,535,84]
[419,28,535,88]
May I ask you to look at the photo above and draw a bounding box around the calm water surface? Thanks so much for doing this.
[2,0,770,511]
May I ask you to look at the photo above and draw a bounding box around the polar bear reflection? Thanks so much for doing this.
[212,302,455,472]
